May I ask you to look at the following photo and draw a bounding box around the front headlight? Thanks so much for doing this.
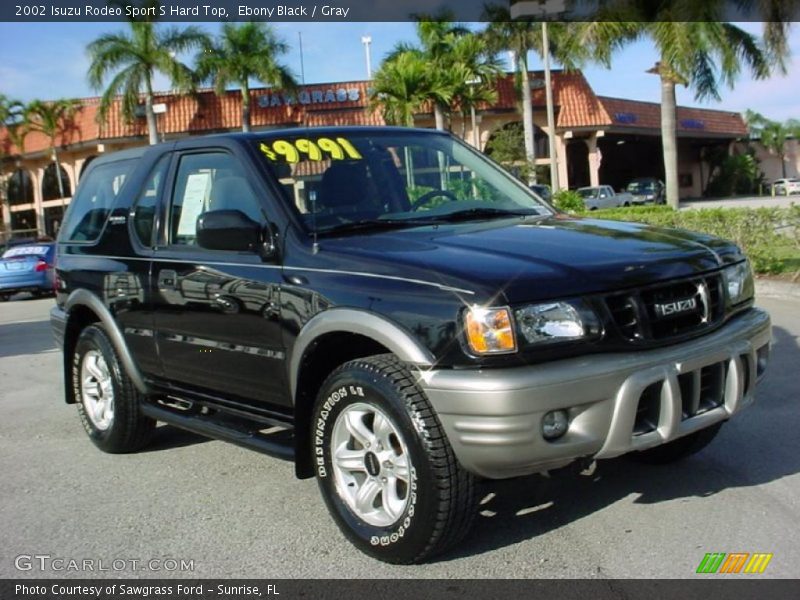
[723,260,754,305]
[464,307,517,355]
[514,301,601,345]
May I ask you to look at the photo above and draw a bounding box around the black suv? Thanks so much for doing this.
[51,127,771,564]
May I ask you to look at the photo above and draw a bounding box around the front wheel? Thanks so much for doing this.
[73,324,155,453]
[312,354,476,564]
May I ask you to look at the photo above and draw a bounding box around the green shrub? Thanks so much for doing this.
[591,205,797,275]
[552,189,586,214]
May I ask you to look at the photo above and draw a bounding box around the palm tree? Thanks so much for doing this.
[448,34,504,144]
[0,94,25,157]
[745,110,800,179]
[386,15,472,130]
[577,4,789,208]
[23,99,78,204]
[481,7,593,182]
[370,53,439,128]
[196,23,296,133]
[0,95,27,221]
[87,22,209,145]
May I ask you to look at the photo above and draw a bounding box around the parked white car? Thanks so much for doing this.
[577,185,634,210]
[773,178,800,195]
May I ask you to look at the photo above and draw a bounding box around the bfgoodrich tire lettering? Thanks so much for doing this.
[73,324,155,453]
[312,354,476,564]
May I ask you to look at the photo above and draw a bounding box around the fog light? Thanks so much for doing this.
[542,410,569,441]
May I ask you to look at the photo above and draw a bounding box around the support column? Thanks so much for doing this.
[586,134,600,187]
[1,175,9,233]
[556,134,569,190]
[34,166,45,235]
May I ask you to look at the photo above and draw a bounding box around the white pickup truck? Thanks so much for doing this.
[576,185,635,210]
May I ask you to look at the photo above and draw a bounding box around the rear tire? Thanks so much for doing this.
[629,423,723,465]
[312,354,476,564]
[73,324,155,453]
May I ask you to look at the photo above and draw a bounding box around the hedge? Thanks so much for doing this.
[587,204,800,275]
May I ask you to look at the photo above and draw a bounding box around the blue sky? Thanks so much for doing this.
[0,21,798,120]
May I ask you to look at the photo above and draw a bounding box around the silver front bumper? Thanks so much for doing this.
[418,308,771,479]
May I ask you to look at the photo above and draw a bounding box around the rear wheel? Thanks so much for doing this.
[0,293,9,302]
[73,324,155,453]
[630,423,723,464]
[312,354,476,564]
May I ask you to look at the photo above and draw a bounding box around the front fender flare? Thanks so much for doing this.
[288,308,435,402]
[65,289,150,395]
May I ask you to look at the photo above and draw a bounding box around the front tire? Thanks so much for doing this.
[312,354,476,564]
[73,324,155,453]
[629,423,723,464]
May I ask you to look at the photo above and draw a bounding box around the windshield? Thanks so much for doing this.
[253,131,551,233]
[627,181,655,193]
[577,188,597,198]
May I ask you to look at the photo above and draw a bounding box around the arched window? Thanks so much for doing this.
[10,209,36,232]
[7,169,34,206]
[42,163,72,201]
[79,155,97,181]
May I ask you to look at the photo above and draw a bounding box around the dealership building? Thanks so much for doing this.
[1,70,786,238]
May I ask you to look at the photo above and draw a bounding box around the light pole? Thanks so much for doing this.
[361,36,373,79]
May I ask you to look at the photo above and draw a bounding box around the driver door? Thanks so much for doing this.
[151,150,288,407]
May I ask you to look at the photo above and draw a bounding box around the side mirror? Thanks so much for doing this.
[197,210,263,253]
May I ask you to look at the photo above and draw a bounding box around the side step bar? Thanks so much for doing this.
[141,403,295,461]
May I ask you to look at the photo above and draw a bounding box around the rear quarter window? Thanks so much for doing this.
[60,159,136,242]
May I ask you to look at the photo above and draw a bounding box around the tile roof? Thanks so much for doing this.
[0,72,747,157]
[598,96,748,136]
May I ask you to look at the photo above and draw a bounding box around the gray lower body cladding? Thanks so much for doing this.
[418,308,771,479]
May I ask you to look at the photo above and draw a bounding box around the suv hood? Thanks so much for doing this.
[317,216,742,303]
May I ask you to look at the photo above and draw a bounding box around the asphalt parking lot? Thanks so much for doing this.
[1,294,798,578]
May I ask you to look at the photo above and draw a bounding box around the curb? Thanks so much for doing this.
[755,278,800,300]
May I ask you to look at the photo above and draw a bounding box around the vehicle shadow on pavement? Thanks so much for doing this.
[0,320,57,358]
[440,325,800,562]
[142,424,214,452]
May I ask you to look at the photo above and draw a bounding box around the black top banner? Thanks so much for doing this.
[1,0,797,22]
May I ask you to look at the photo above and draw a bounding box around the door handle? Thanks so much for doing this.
[158,269,178,290]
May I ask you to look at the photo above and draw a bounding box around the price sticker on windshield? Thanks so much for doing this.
[259,137,362,163]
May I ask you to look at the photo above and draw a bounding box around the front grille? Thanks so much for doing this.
[633,382,662,435]
[605,273,724,343]
[632,358,730,438]
[678,361,728,418]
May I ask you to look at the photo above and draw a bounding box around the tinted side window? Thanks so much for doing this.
[168,152,265,247]
[61,159,136,242]
[132,155,170,247]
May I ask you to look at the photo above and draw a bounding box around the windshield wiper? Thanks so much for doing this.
[434,208,541,222]
[316,217,444,236]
